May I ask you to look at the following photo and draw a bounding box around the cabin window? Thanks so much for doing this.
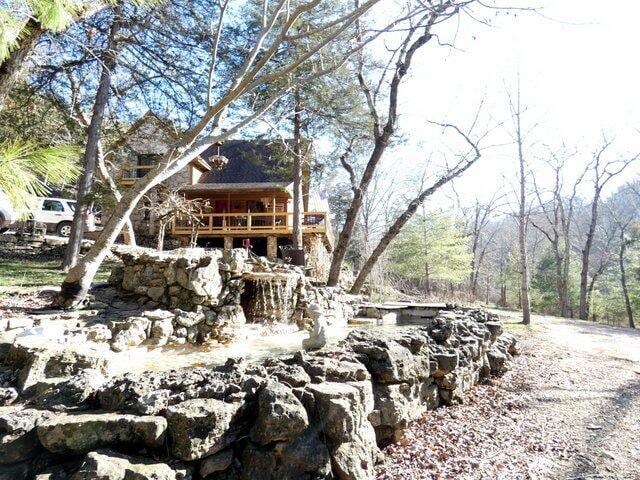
[136,154,158,178]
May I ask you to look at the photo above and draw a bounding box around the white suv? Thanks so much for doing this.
[0,195,96,237]
[33,197,78,237]
[0,190,18,233]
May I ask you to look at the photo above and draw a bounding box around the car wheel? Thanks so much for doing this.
[57,222,72,237]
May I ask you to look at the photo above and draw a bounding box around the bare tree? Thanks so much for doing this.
[507,82,532,325]
[327,1,473,287]
[617,224,636,329]
[144,187,208,250]
[606,183,640,328]
[63,2,125,271]
[530,147,587,317]
[57,0,400,307]
[578,138,639,320]
[96,145,136,246]
[455,191,502,298]
[349,123,482,294]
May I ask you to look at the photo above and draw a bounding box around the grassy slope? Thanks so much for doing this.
[0,259,113,289]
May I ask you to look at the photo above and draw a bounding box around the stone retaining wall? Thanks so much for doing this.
[107,247,360,344]
[1,308,517,479]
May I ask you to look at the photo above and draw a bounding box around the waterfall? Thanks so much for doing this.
[242,273,299,323]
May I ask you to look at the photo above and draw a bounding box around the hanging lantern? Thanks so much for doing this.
[209,141,228,170]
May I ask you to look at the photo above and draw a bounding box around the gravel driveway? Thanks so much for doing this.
[376,312,640,480]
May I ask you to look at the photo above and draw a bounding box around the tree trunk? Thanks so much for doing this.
[157,223,166,252]
[96,143,136,246]
[58,162,166,307]
[328,137,388,286]
[514,84,531,325]
[328,20,437,287]
[579,192,600,320]
[349,147,480,294]
[619,233,635,328]
[292,87,304,249]
[0,20,44,111]
[63,5,123,271]
[424,262,431,295]
[552,245,570,318]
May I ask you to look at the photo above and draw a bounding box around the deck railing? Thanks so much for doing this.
[172,211,330,237]
[119,164,155,186]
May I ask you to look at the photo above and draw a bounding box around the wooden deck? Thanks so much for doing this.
[172,211,334,248]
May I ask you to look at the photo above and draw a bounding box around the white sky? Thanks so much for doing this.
[378,0,640,206]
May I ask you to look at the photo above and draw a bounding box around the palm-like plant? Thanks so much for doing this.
[0,140,80,215]
[0,0,83,63]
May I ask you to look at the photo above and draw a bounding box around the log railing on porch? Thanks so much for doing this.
[172,211,331,238]
[119,164,155,186]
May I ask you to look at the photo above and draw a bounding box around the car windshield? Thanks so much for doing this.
[66,201,76,212]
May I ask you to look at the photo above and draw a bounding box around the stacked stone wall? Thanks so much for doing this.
[0,307,517,479]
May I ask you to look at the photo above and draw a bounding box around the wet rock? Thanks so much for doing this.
[149,318,174,346]
[37,412,166,454]
[110,317,150,352]
[71,450,190,480]
[165,398,243,461]
[250,381,308,445]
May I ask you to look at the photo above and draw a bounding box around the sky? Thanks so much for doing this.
[376,0,640,206]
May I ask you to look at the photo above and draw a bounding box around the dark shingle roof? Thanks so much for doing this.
[200,140,296,184]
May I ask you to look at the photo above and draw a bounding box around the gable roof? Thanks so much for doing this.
[199,139,310,184]
[181,181,293,195]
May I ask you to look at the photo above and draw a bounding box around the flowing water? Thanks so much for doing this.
[9,319,408,377]
[242,273,298,323]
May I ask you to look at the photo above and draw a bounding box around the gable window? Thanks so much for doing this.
[136,154,158,178]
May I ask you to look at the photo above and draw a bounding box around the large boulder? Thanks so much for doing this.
[7,345,108,395]
[165,398,243,461]
[306,382,377,480]
[110,317,150,352]
[71,450,190,480]
[0,407,53,465]
[37,412,167,454]
[343,330,424,384]
[250,381,308,445]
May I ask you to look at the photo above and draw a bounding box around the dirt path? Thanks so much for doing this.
[376,312,640,480]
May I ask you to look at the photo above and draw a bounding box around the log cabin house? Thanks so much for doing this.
[107,113,333,280]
